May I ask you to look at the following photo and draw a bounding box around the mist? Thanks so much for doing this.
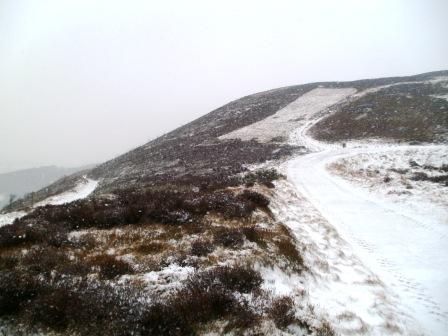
[1,0,447,173]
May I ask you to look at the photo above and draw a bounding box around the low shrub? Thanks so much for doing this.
[22,246,70,276]
[276,238,304,272]
[6,186,265,243]
[143,265,263,333]
[139,300,193,336]
[89,254,134,280]
[190,239,215,257]
[0,254,18,271]
[212,266,263,293]
[1,262,264,334]
[0,271,40,316]
[239,190,270,209]
[411,172,448,185]
[184,266,262,294]
[0,219,69,249]
[242,225,267,247]
[24,287,77,332]
[134,241,167,255]
[268,296,297,329]
[213,227,245,248]
[243,169,283,188]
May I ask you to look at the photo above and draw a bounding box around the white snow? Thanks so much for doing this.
[270,178,423,335]
[287,146,448,335]
[34,177,98,207]
[0,177,98,226]
[275,83,448,334]
[219,88,356,143]
[141,264,195,293]
[328,146,448,220]
[258,265,304,297]
[0,211,27,227]
[221,82,448,334]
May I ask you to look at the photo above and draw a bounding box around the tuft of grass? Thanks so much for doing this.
[242,225,267,248]
[134,241,167,255]
[242,169,284,188]
[276,238,304,272]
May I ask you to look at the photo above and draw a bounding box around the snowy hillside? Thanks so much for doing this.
[1,70,447,336]
[0,165,93,210]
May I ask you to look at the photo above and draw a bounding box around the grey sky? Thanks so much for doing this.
[1,0,447,173]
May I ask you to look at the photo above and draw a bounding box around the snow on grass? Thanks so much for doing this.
[270,177,423,335]
[286,145,448,335]
[232,84,444,334]
[328,146,448,215]
[219,88,356,143]
[0,211,27,227]
[350,76,448,100]
[258,265,305,297]
[0,176,98,226]
[139,263,195,294]
[34,176,98,207]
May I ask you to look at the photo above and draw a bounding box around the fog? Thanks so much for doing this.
[1,0,447,173]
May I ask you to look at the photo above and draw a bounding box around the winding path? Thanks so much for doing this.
[288,147,448,335]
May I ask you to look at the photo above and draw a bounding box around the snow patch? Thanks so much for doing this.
[141,264,195,293]
[219,88,356,143]
[0,211,27,227]
[34,177,98,207]
[0,177,98,226]
[270,178,423,335]
[286,145,448,335]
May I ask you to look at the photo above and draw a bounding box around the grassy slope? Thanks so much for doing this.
[311,79,448,143]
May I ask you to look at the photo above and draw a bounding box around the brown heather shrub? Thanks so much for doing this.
[1,263,264,335]
[139,300,193,336]
[16,245,90,278]
[212,266,263,294]
[89,254,134,280]
[3,184,267,247]
[0,254,18,271]
[411,172,448,185]
[268,296,297,330]
[315,320,337,336]
[134,241,167,255]
[24,287,78,332]
[142,265,263,333]
[0,219,69,249]
[213,227,245,248]
[239,190,270,209]
[242,168,283,188]
[242,225,267,247]
[190,239,215,257]
[22,246,70,276]
[276,238,304,271]
[0,270,40,316]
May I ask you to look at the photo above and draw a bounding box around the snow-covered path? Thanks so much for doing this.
[33,177,98,207]
[0,177,98,227]
[288,147,448,335]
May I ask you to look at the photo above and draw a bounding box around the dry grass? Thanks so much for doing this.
[0,172,310,335]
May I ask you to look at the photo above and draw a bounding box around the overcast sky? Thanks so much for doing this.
[0,0,447,173]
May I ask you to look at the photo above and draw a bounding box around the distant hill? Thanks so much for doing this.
[0,164,94,210]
